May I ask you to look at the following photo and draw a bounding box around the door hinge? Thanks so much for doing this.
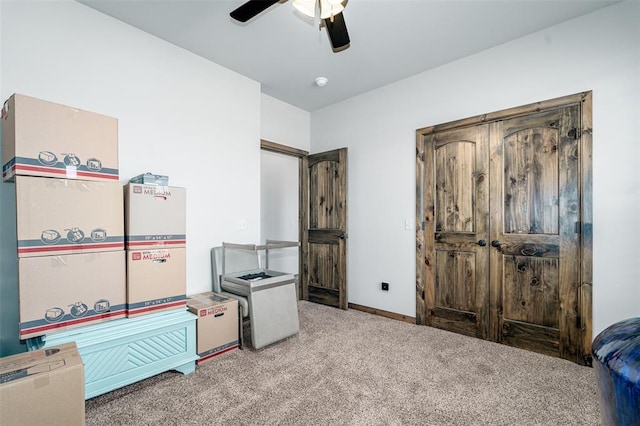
[574,221,581,233]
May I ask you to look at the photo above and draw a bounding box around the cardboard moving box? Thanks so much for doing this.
[18,251,126,339]
[127,248,187,317]
[1,93,118,182]
[124,183,186,249]
[0,342,85,426]
[187,292,239,363]
[15,176,124,257]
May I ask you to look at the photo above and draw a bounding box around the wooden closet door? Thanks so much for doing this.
[421,125,490,339]
[488,106,581,361]
[301,148,348,309]
[417,92,592,364]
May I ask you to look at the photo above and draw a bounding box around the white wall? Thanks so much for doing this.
[0,1,261,355]
[311,1,640,337]
[260,94,310,274]
[260,150,299,274]
[261,94,310,152]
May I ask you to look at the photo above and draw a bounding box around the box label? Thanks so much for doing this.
[130,249,180,261]
[125,234,186,249]
[127,295,187,316]
[200,304,228,317]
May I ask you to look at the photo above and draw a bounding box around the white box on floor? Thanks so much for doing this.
[187,292,239,363]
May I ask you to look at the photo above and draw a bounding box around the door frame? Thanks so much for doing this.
[260,139,309,299]
[415,92,593,364]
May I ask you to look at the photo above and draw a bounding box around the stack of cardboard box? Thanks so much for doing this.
[124,180,187,317]
[1,94,126,340]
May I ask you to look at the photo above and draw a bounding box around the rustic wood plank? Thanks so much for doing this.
[557,104,581,362]
[307,149,340,167]
[260,139,308,157]
[308,242,338,290]
[435,145,447,232]
[416,133,426,325]
[501,320,560,358]
[416,91,590,135]
[435,250,476,312]
[348,303,416,324]
[431,307,478,338]
[300,155,309,301]
[298,157,306,300]
[503,256,560,328]
[579,92,593,365]
[497,242,559,258]
[503,127,560,234]
[488,121,504,343]
[309,162,319,229]
[308,285,340,307]
[423,134,437,326]
[475,125,490,340]
[308,229,342,244]
[336,148,348,309]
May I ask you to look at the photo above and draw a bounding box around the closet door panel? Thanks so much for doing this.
[423,125,490,339]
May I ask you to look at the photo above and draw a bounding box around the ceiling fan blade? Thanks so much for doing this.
[324,12,350,51]
[230,0,280,22]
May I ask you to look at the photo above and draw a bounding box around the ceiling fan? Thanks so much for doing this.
[230,0,350,52]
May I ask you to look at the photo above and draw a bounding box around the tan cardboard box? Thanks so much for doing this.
[1,93,118,182]
[0,342,85,426]
[18,251,126,339]
[124,183,186,250]
[15,175,124,257]
[187,292,239,363]
[126,247,187,317]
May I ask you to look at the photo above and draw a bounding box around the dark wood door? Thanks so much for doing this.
[420,125,490,338]
[417,92,592,364]
[489,107,581,360]
[301,148,348,309]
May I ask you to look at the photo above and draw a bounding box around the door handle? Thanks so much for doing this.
[491,240,502,248]
[477,240,487,247]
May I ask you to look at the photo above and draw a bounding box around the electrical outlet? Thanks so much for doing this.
[381,282,389,291]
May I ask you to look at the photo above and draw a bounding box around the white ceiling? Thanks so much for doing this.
[78,0,618,112]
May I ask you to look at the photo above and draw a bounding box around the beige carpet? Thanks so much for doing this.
[86,301,601,425]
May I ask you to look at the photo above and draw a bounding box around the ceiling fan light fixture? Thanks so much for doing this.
[292,0,316,18]
[319,0,344,19]
[293,0,344,20]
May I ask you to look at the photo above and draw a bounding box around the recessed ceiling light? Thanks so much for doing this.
[315,77,328,87]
